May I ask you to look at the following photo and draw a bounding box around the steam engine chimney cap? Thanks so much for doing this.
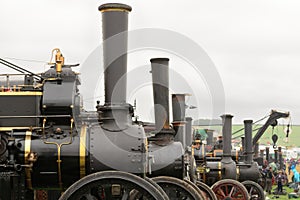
[98,3,132,12]
[150,58,170,62]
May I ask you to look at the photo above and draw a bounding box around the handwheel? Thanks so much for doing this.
[152,176,204,200]
[196,181,218,200]
[59,171,167,200]
[242,180,265,200]
[211,179,250,200]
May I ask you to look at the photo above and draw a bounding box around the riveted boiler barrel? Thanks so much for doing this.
[98,3,132,104]
[150,58,170,131]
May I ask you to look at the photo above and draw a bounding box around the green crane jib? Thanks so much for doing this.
[252,110,290,146]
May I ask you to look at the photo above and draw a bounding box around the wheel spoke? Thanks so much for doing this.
[228,186,234,197]
[122,189,129,200]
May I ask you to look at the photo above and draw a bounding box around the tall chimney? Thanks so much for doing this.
[220,114,236,179]
[172,94,186,148]
[98,3,131,104]
[151,58,171,132]
[221,114,233,157]
[244,120,253,164]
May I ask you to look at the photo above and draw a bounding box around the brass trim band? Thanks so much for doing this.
[99,8,131,12]
[172,121,186,126]
[236,166,240,180]
[25,131,32,189]
[80,125,87,178]
[0,127,38,131]
[218,162,222,180]
[0,91,42,96]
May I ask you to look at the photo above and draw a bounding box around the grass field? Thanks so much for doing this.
[193,124,300,148]
[231,124,300,148]
[267,185,296,200]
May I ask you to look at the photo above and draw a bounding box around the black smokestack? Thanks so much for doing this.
[98,3,131,104]
[151,58,171,132]
[274,149,278,164]
[185,117,193,148]
[172,94,186,148]
[244,120,253,164]
[265,147,270,163]
[278,146,283,170]
[221,114,233,157]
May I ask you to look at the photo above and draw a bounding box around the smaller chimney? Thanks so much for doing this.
[244,120,253,164]
[172,94,186,149]
[274,149,278,164]
[221,114,233,157]
[260,149,264,158]
[185,117,193,148]
[265,147,270,163]
[151,58,172,134]
[278,146,283,170]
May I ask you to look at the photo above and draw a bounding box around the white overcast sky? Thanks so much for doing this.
[0,0,298,125]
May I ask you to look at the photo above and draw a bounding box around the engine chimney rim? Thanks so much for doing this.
[98,3,132,12]
[150,58,169,62]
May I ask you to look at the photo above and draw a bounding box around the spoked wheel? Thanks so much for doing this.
[211,179,250,200]
[130,177,170,200]
[59,171,167,200]
[184,179,206,199]
[152,176,204,200]
[242,181,265,200]
[196,181,218,200]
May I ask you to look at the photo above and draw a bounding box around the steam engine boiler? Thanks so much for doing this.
[0,4,187,200]
[0,2,276,200]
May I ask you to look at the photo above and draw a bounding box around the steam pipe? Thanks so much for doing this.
[221,114,233,157]
[151,58,171,132]
[241,136,245,153]
[240,136,245,162]
[265,147,270,163]
[274,149,278,164]
[278,146,283,170]
[172,94,186,148]
[206,129,213,145]
[185,117,193,148]
[254,142,259,158]
[244,120,253,164]
[98,3,131,104]
[260,149,264,158]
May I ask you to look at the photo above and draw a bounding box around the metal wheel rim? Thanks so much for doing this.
[211,179,250,200]
[59,171,166,200]
[184,179,205,200]
[242,180,265,200]
[152,176,204,200]
[196,181,218,200]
